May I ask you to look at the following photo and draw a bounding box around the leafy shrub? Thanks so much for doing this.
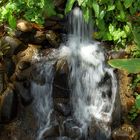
[108,18,140,74]
[0,0,56,28]
[65,0,140,47]
[128,92,140,121]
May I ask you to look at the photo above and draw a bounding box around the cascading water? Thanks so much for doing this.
[59,7,120,140]
[32,7,120,140]
[31,51,58,140]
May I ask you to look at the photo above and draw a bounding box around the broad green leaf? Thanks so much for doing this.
[1,8,8,18]
[99,10,105,19]
[116,10,126,21]
[120,10,125,21]
[132,27,140,49]
[109,24,115,34]
[124,0,133,8]
[99,0,110,4]
[116,1,122,10]
[77,0,85,6]
[103,32,112,41]
[8,14,16,29]
[97,19,105,30]
[92,1,99,17]
[83,7,90,22]
[65,0,76,14]
[107,5,115,11]
[124,25,130,34]
[108,58,140,73]
[129,6,136,15]
[136,95,140,109]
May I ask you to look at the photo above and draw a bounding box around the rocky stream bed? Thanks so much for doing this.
[0,15,139,140]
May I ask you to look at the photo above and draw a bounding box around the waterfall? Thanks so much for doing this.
[59,7,119,140]
[32,7,120,140]
[31,51,58,140]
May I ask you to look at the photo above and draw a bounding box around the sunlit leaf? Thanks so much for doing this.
[100,10,105,19]
[108,58,140,73]
[92,1,99,17]
[83,7,90,22]
[124,25,130,34]
[77,0,85,6]
[65,0,76,14]
[8,14,16,29]
[124,0,133,8]
[109,24,115,34]
[107,5,115,11]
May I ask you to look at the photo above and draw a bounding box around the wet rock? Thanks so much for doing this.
[12,48,33,81]
[15,81,33,106]
[3,36,25,55]
[43,125,60,139]
[34,31,46,44]
[46,30,61,48]
[14,44,40,64]
[54,0,66,13]
[0,61,7,93]
[13,67,32,81]
[18,61,31,71]
[45,20,57,28]
[55,58,69,73]
[112,124,138,140]
[0,25,5,37]
[0,84,18,123]
[53,59,70,98]
[64,119,82,139]
[17,20,33,32]
[15,30,35,43]
[45,17,64,31]
[46,136,73,140]
[41,48,56,57]
[31,66,46,85]
[54,100,71,116]
[54,0,66,7]
[53,79,70,98]
[4,58,15,78]
[107,50,127,59]
[134,115,140,130]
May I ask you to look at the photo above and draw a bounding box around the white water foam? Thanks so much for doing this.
[32,7,119,140]
[59,7,118,139]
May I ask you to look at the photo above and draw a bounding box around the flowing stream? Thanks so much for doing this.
[32,7,120,140]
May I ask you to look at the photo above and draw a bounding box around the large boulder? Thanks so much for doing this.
[46,30,61,48]
[17,20,33,32]
[112,123,138,140]
[3,36,25,56]
[0,84,18,123]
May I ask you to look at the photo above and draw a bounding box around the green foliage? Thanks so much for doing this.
[136,94,140,109]
[0,0,56,29]
[108,58,140,73]
[65,0,140,47]
[128,105,138,121]
[128,92,140,121]
[108,14,140,74]
[132,74,140,88]
[65,0,76,14]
